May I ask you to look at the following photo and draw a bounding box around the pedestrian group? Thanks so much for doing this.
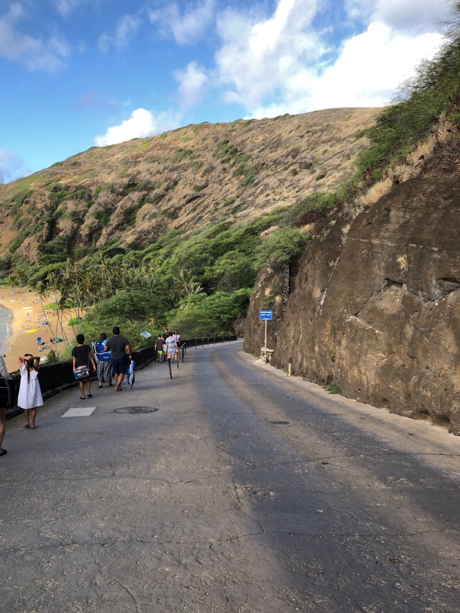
[0,326,180,457]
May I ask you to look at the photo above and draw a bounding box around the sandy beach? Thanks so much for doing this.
[0,287,76,372]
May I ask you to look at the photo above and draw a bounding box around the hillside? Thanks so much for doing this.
[0,108,379,268]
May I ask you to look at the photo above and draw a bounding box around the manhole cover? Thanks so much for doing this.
[269,421,290,425]
[114,407,158,414]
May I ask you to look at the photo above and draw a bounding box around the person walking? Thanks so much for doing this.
[165,332,178,362]
[154,334,165,363]
[104,327,132,392]
[93,332,113,388]
[18,354,43,429]
[0,354,12,456]
[72,334,96,400]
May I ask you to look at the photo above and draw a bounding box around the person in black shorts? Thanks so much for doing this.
[72,334,97,400]
[104,327,132,391]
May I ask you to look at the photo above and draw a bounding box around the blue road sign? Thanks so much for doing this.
[260,310,273,321]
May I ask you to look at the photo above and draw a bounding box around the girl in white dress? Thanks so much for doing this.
[18,354,43,429]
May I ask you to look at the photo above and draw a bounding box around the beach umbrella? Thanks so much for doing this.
[36,337,42,343]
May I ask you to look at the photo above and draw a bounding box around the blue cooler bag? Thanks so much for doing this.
[93,340,111,362]
[74,365,89,380]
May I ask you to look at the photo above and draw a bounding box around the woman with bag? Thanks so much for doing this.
[72,334,96,400]
[92,332,113,388]
[18,354,43,429]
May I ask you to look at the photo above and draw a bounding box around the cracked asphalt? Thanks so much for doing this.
[2,339,460,613]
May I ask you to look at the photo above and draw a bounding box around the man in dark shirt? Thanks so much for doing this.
[104,327,132,391]
[155,335,165,362]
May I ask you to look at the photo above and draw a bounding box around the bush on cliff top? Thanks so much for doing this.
[357,4,460,180]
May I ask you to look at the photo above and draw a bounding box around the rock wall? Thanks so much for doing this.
[244,146,460,433]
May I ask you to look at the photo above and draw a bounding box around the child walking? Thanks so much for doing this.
[72,334,97,399]
[18,354,43,429]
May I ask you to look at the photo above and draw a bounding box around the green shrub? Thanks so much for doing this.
[170,149,194,163]
[66,189,92,202]
[255,227,308,268]
[45,349,59,363]
[92,206,112,225]
[216,140,239,160]
[167,289,251,338]
[38,237,69,265]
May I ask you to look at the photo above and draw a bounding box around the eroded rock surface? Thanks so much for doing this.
[244,147,460,433]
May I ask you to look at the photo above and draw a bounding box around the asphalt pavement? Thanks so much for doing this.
[1,340,460,613]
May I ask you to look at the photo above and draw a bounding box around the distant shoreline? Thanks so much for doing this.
[0,288,74,372]
[0,303,13,357]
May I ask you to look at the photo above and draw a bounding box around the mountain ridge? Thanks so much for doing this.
[0,107,380,268]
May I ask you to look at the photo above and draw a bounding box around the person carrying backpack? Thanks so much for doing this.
[93,332,113,388]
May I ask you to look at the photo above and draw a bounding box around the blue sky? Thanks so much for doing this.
[0,0,453,183]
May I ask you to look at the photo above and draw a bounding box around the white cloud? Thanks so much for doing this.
[307,24,444,110]
[175,61,208,110]
[94,108,182,146]
[115,14,141,48]
[98,32,111,53]
[148,0,215,45]
[215,0,323,108]
[346,0,454,34]
[54,0,82,17]
[0,150,29,184]
[209,0,446,118]
[98,13,142,52]
[0,3,70,72]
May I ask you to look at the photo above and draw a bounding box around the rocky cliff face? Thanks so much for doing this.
[244,137,460,434]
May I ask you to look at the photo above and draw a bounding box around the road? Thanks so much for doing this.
[1,340,460,613]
